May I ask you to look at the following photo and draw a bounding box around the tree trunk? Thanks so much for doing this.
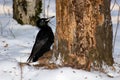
[53,0,114,70]
[13,0,42,25]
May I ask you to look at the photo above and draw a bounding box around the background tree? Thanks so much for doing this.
[53,0,114,70]
[13,0,42,25]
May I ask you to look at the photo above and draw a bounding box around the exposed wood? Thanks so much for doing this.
[54,0,113,70]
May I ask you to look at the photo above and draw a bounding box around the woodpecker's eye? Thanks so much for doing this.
[38,20,46,27]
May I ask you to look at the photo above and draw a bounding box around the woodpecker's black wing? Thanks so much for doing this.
[27,26,54,62]
[27,29,49,62]
[27,38,48,62]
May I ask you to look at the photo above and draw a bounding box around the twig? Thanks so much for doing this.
[19,58,23,80]
[113,6,120,53]
[110,0,116,11]
[9,28,16,38]
[43,0,46,18]
[3,0,7,15]
[47,0,51,18]
[49,22,56,27]
[0,21,3,35]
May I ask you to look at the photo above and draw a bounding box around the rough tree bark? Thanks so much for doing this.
[53,0,114,70]
[13,0,42,25]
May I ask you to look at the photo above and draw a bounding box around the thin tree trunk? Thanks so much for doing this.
[53,0,114,70]
[13,0,42,25]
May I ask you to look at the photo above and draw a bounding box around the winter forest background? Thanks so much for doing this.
[0,0,120,80]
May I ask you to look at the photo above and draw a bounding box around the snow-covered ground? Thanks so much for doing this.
[0,0,120,80]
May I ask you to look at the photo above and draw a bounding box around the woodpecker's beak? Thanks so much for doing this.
[46,16,55,22]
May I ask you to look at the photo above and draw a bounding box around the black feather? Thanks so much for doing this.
[27,18,54,62]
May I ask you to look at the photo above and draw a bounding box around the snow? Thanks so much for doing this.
[0,0,120,80]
